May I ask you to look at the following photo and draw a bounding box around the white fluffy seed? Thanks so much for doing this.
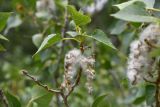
[127,24,160,85]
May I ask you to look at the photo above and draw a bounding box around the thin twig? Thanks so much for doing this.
[143,77,156,84]
[0,89,8,107]
[62,42,84,100]
[144,39,160,106]
[22,70,61,94]
[53,2,69,107]
[144,39,159,48]
[155,61,160,107]
[66,69,82,97]
[60,93,69,107]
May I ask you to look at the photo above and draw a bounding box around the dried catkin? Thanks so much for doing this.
[127,24,160,85]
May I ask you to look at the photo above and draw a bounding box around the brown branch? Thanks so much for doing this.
[66,69,82,98]
[53,2,69,107]
[144,39,159,48]
[143,38,160,106]
[0,89,8,107]
[143,60,160,107]
[61,6,68,38]
[62,43,84,105]
[60,93,69,107]
[22,2,84,107]
[143,77,156,84]
[155,61,160,107]
[22,70,71,107]
[65,43,84,97]
[22,70,61,94]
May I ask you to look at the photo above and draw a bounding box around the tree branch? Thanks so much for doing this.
[60,93,69,107]
[66,69,82,97]
[22,70,61,94]
[144,39,159,48]
[53,2,69,107]
[155,61,160,107]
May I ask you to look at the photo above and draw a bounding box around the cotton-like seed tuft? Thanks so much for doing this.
[140,24,160,45]
[127,24,160,85]
[62,49,95,94]
[36,0,55,18]
[84,0,108,15]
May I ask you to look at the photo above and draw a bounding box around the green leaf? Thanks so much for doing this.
[67,5,91,26]
[28,93,53,107]
[114,0,155,9]
[69,20,76,29]
[133,95,145,105]
[0,12,11,32]
[111,1,160,23]
[66,31,78,37]
[131,86,146,105]
[92,94,109,107]
[27,86,53,107]
[5,92,21,107]
[0,34,9,41]
[114,0,139,10]
[32,33,43,47]
[144,0,155,8]
[0,44,6,51]
[34,34,62,56]
[110,20,127,35]
[84,29,116,50]
[145,84,156,105]
[4,14,22,34]
[75,35,86,42]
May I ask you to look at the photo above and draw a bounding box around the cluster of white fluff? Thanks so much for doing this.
[81,56,95,94]
[84,0,108,15]
[127,24,160,85]
[36,0,55,19]
[61,49,95,94]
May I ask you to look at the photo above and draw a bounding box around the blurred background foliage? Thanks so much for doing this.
[0,0,160,107]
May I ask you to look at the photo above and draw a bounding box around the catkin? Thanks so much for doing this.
[61,49,95,94]
[127,24,160,85]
